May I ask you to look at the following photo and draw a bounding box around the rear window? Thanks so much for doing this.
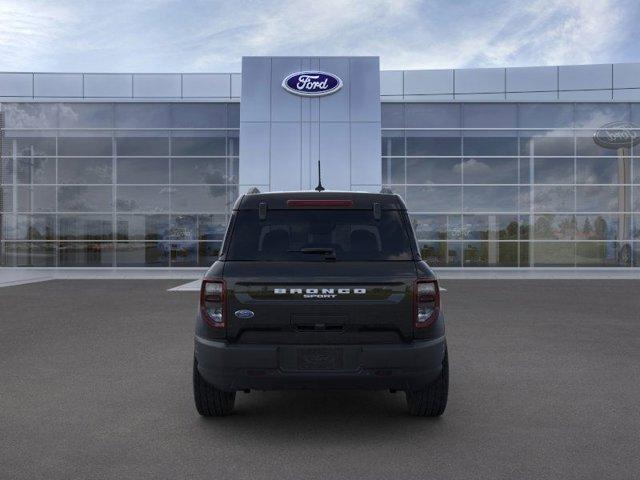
[226,210,414,261]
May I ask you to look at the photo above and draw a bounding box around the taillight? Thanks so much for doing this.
[414,280,440,328]
[286,199,354,208]
[200,280,226,328]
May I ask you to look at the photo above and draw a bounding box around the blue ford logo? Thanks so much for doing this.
[234,310,255,319]
[282,71,343,97]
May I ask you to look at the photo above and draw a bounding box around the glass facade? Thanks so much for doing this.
[1,100,639,268]
[382,102,640,268]
[0,102,239,267]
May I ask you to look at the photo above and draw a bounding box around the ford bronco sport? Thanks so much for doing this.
[193,190,448,416]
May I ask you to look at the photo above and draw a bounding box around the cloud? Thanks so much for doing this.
[0,0,637,72]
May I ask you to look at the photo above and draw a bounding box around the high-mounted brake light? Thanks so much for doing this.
[200,280,226,328]
[414,280,440,328]
[287,199,354,208]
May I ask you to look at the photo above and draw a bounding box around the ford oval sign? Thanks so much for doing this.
[593,121,640,149]
[282,71,343,97]
[234,309,255,319]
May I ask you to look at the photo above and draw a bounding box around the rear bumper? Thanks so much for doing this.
[194,335,446,392]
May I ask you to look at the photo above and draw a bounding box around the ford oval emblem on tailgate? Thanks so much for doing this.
[234,310,255,319]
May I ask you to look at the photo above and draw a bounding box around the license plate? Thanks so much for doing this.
[297,348,343,370]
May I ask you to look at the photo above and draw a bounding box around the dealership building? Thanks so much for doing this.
[1,56,639,270]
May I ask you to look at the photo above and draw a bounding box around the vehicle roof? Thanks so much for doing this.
[234,190,407,210]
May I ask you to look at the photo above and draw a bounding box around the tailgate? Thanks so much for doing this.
[223,261,416,344]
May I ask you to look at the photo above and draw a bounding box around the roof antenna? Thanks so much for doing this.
[315,160,325,192]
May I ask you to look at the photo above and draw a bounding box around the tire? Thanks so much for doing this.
[193,358,236,417]
[405,347,449,417]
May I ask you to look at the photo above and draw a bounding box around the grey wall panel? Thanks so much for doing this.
[240,57,271,122]
[349,57,381,122]
[240,56,380,192]
[403,94,454,101]
[559,64,611,91]
[133,74,181,97]
[613,89,640,101]
[271,57,302,122]
[455,68,504,94]
[319,57,349,122]
[455,93,505,100]
[183,74,230,98]
[351,122,381,185]
[231,74,242,98]
[34,73,83,97]
[506,66,556,92]
[0,73,33,97]
[404,69,453,95]
[380,71,403,96]
[85,74,132,97]
[238,122,270,186]
[506,91,558,100]
[270,122,302,191]
[558,89,612,100]
[613,63,640,89]
[319,122,350,190]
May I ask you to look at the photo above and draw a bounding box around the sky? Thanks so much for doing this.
[0,0,638,73]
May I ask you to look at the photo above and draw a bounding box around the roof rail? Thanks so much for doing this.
[246,187,261,194]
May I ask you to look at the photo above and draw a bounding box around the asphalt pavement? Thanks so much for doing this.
[1,279,639,480]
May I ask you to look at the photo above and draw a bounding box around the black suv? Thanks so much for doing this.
[193,191,448,416]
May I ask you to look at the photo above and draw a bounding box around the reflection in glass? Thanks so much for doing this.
[116,186,171,212]
[534,158,574,184]
[576,157,628,184]
[58,158,112,184]
[462,157,517,184]
[58,103,113,128]
[533,215,575,240]
[116,158,169,184]
[3,136,56,156]
[575,214,628,241]
[198,242,221,266]
[576,242,631,267]
[171,158,227,184]
[58,137,113,156]
[534,186,575,212]
[463,242,518,267]
[114,104,170,128]
[381,158,405,184]
[2,242,56,267]
[58,186,113,212]
[576,186,629,212]
[171,186,229,213]
[532,242,575,266]
[116,136,169,156]
[16,215,55,240]
[171,135,226,156]
[197,215,227,241]
[462,215,518,240]
[16,157,56,184]
[463,186,518,212]
[381,131,404,156]
[406,132,460,156]
[17,186,56,212]
[518,104,573,129]
[519,135,573,157]
[59,242,114,267]
[2,104,58,128]
[405,186,461,212]
[59,214,113,240]
[381,104,404,128]
[410,214,462,240]
[406,158,461,184]
[463,136,518,156]
[419,241,462,267]
[116,214,170,241]
[170,103,227,128]
[115,242,169,267]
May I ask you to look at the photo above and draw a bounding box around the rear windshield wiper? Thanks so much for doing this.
[289,247,337,261]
